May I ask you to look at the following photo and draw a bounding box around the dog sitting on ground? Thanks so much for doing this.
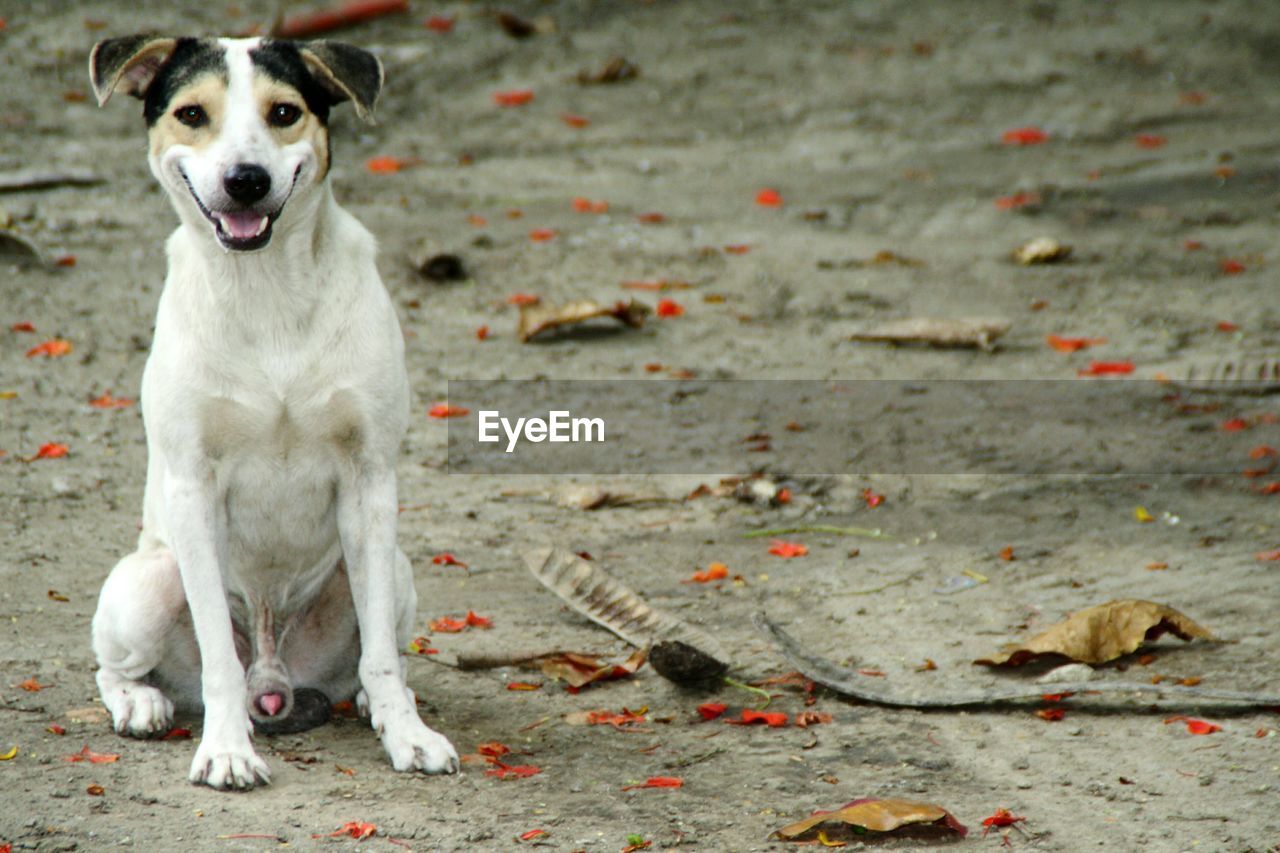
[87,34,458,789]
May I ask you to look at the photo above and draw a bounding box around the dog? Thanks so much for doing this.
[87,34,459,789]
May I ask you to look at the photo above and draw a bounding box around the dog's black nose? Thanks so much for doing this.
[223,164,271,204]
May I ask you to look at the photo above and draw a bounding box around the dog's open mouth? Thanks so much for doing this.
[179,168,296,253]
[210,210,275,251]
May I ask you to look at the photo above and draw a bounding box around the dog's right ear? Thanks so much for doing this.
[89,35,178,107]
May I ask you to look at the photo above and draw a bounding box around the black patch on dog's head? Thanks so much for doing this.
[250,41,336,125]
[142,38,227,125]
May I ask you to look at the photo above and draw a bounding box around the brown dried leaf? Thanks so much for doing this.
[974,599,1215,667]
[539,648,647,688]
[577,56,639,85]
[773,797,968,840]
[849,317,1010,350]
[517,298,650,342]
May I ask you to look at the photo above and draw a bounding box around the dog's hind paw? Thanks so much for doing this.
[105,683,174,738]
[189,742,271,790]
[381,720,459,775]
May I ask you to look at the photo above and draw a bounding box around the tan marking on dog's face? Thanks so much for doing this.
[147,74,226,159]
[253,76,329,179]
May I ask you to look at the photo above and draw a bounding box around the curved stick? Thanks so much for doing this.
[754,613,1280,709]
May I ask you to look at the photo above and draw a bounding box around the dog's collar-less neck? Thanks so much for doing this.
[183,181,336,295]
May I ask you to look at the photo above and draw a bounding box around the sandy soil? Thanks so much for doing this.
[3,1,1280,850]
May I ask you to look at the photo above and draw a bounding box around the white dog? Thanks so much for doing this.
[88,35,458,789]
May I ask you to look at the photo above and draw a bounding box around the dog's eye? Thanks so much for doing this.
[174,105,208,128]
[268,103,303,128]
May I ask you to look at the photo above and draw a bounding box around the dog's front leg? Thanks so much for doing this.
[338,466,459,774]
[164,470,270,789]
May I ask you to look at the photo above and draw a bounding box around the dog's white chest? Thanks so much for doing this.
[198,382,365,589]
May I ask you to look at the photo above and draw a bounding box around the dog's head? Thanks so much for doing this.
[90,35,382,252]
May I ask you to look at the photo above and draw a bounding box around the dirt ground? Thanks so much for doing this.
[3,0,1280,850]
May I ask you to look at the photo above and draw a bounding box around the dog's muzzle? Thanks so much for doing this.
[179,166,299,253]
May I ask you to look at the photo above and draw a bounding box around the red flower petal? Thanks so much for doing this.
[1045,334,1108,353]
[493,89,534,107]
[431,552,468,568]
[507,292,541,306]
[621,776,683,791]
[1077,360,1134,377]
[697,702,727,721]
[994,191,1041,210]
[560,113,590,128]
[428,403,470,418]
[25,338,72,358]
[89,391,135,409]
[726,709,789,727]
[1001,126,1049,145]
[424,15,454,32]
[767,539,808,558]
[684,562,729,583]
[33,442,69,460]
[1135,134,1167,149]
[528,228,558,242]
[1220,258,1246,275]
[655,298,684,318]
[755,188,783,207]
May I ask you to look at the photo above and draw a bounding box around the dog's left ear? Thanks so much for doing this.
[299,42,383,123]
[89,35,178,107]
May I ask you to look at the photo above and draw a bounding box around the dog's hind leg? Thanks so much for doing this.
[92,548,184,737]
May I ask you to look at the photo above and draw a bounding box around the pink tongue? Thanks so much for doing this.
[258,693,284,717]
[220,212,264,239]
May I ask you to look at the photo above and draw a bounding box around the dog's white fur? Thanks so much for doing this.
[91,37,458,789]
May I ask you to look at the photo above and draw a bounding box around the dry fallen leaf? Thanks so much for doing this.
[578,55,639,85]
[772,797,968,841]
[518,298,650,342]
[975,600,1215,667]
[1013,236,1072,265]
[539,648,647,688]
[849,317,1010,350]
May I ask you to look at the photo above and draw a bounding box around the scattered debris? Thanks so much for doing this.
[0,231,46,267]
[554,484,676,511]
[578,56,639,85]
[496,10,554,37]
[849,317,1011,350]
[523,547,731,668]
[649,640,730,686]
[417,253,467,282]
[817,249,925,269]
[518,298,650,342]
[1013,236,1072,265]
[1175,355,1280,394]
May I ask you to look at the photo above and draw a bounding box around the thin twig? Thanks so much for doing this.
[755,613,1280,709]
[742,524,890,540]
[837,572,922,596]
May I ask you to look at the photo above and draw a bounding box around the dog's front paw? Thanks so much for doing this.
[189,740,271,790]
[381,719,459,775]
[104,683,174,738]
